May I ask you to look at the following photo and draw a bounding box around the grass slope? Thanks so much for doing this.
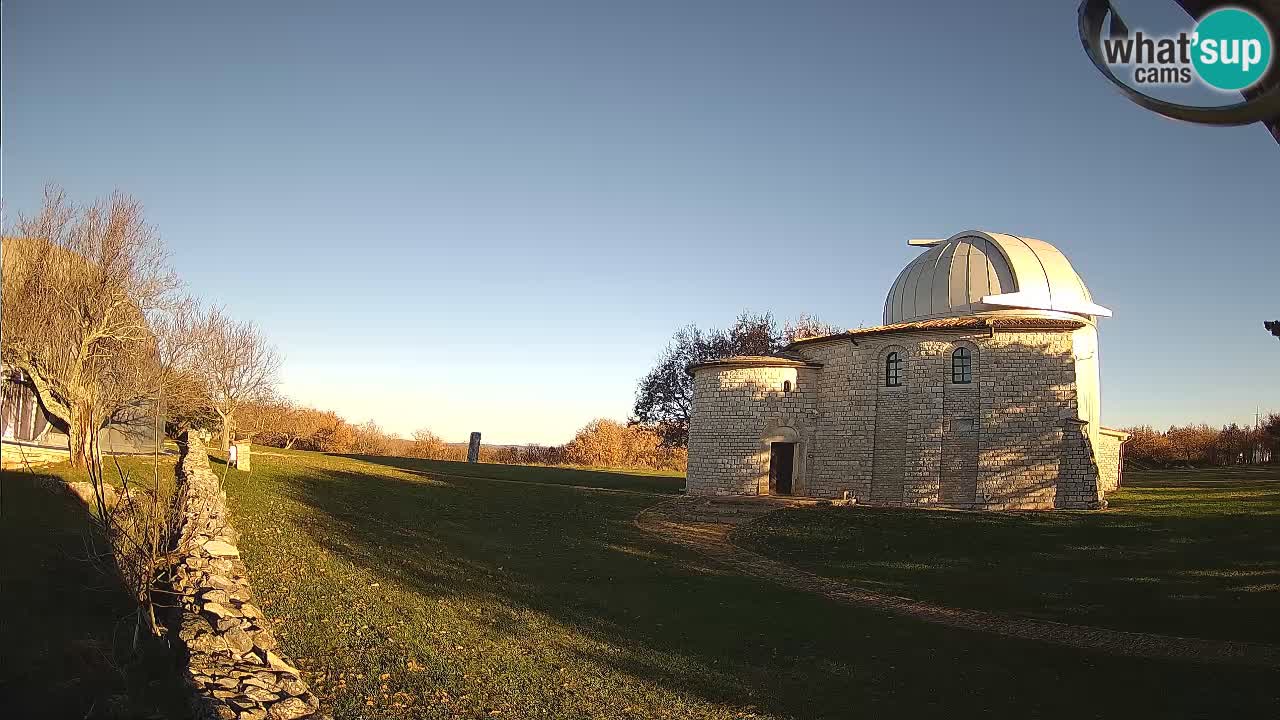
[734,466,1280,645]
[0,463,189,719]
[211,450,1278,719]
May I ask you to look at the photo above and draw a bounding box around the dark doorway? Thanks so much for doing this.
[769,442,795,495]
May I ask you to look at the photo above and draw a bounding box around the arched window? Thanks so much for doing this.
[885,352,902,387]
[782,380,793,393]
[952,347,973,384]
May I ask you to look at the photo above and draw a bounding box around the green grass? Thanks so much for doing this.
[339,454,686,494]
[210,450,1276,718]
[734,466,1280,645]
[1,460,189,719]
[9,451,1279,718]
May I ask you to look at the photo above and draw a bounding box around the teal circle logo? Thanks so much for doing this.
[1192,8,1272,91]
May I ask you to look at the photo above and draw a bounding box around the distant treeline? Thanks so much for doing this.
[1122,415,1278,468]
[236,402,687,472]
[236,399,1276,473]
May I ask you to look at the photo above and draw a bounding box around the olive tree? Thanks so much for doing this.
[1,186,178,467]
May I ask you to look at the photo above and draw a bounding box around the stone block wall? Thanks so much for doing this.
[688,325,1111,509]
[800,331,1016,506]
[167,435,325,720]
[1056,420,1105,509]
[802,340,875,500]
[1095,429,1128,493]
[973,330,1084,509]
[1,439,70,469]
[939,392,979,505]
[686,364,817,495]
[869,384,907,503]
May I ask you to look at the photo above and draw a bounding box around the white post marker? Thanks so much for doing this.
[234,441,251,472]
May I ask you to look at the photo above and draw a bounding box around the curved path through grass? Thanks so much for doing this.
[635,486,1280,668]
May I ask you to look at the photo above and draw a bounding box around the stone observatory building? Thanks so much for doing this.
[686,230,1128,510]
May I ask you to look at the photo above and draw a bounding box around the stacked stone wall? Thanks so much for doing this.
[167,435,325,720]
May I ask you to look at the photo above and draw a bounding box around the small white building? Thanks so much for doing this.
[686,230,1128,510]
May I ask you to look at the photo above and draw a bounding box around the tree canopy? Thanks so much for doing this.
[1,187,179,465]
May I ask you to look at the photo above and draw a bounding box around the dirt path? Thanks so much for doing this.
[635,497,1280,668]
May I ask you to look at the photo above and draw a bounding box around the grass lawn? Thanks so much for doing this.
[1,459,189,719]
[339,454,685,494]
[206,450,1278,719]
[7,451,1279,718]
[734,466,1280,645]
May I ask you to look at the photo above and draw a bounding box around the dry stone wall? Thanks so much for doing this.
[168,434,326,720]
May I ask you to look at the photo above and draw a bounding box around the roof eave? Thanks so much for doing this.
[686,355,824,376]
[785,315,1088,349]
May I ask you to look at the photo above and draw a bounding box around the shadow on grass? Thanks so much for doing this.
[337,453,686,495]
[734,472,1280,645]
[240,458,1280,719]
[0,470,189,720]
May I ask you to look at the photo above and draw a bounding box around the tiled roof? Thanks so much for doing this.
[787,315,1087,347]
[687,354,823,374]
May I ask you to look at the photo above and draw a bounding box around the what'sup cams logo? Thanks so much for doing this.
[1079,1,1280,140]
[1101,6,1271,89]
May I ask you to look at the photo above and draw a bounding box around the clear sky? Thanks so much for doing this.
[3,0,1276,444]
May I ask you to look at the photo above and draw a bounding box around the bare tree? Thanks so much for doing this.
[783,314,842,343]
[238,397,331,449]
[350,419,393,455]
[407,427,450,459]
[1,186,178,467]
[150,297,217,435]
[277,402,328,449]
[191,307,281,450]
[310,410,355,452]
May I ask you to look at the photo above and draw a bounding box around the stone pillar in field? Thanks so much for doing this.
[467,432,481,463]
[233,441,251,472]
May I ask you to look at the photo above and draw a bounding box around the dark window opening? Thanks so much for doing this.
[782,380,792,393]
[885,352,902,387]
[952,347,973,384]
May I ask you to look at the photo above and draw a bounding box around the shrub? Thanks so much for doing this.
[564,419,687,471]
[350,420,393,456]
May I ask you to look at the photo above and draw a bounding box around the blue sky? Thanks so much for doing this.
[4,0,1276,444]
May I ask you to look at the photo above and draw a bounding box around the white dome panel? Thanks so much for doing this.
[883,231,1110,325]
